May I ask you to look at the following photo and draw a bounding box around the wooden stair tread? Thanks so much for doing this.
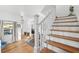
[40,47,55,53]
[55,16,77,20]
[52,25,79,27]
[50,29,79,33]
[54,20,78,23]
[47,40,79,53]
[48,34,79,42]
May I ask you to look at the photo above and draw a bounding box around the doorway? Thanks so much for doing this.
[2,21,16,44]
[1,20,17,50]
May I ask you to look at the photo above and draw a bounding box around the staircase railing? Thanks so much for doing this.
[38,10,55,51]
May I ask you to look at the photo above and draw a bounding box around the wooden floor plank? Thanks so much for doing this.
[41,47,55,53]
[2,40,33,53]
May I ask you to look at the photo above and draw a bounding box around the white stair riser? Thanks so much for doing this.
[53,27,79,31]
[52,31,79,38]
[45,43,68,53]
[50,37,79,48]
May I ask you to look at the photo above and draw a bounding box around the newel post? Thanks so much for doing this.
[34,15,40,53]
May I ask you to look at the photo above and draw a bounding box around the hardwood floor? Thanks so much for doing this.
[2,36,33,53]
[41,48,55,53]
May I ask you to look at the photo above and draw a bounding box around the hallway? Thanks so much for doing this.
[2,36,33,53]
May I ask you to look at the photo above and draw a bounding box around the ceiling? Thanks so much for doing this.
[0,5,45,20]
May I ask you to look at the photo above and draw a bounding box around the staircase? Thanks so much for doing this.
[41,16,79,53]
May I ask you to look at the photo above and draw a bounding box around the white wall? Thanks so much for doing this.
[74,5,79,21]
[56,5,70,17]
[0,12,21,21]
